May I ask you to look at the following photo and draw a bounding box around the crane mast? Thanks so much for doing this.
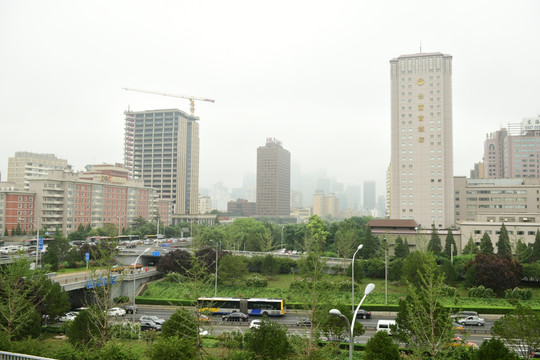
[122,87,215,116]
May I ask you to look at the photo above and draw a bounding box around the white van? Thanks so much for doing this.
[376,320,396,335]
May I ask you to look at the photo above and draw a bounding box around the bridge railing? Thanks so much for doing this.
[0,350,57,360]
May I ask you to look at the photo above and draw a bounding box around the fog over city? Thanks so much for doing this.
[1,1,539,203]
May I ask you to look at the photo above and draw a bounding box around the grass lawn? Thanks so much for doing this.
[142,272,540,309]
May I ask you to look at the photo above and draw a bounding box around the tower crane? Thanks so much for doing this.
[122,87,215,117]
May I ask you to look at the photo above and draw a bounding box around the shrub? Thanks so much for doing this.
[364,330,400,360]
[261,255,280,276]
[468,285,495,298]
[246,319,290,359]
[245,275,268,288]
[441,284,458,297]
[161,308,197,339]
[475,337,519,360]
[504,287,532,300]
[149,336,197,360]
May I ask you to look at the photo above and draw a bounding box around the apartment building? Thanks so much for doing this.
[7,152,70,190]
[124,109,199,215]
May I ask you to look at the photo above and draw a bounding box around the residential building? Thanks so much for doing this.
[124,109,199,215]
[7,152,70,190]
[312,190,326,217]
[28,170,158,235]
[389,52,454,228]
[256,138,291,216]
[0,188,36,236]
[312,190,340,219]
[198,196,212,214]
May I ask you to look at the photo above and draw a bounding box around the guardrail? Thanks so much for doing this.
[0,351,56,360]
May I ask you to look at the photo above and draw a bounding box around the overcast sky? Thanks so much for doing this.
[1,1,539,198]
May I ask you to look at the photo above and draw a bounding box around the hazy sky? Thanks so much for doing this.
[1,1,539,197]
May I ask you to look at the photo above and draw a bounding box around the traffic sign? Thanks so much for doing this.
[38,237,43,250]
[85,253,90,262]
[152,251,160,256]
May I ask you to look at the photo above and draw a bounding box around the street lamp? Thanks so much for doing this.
[351,244,363,314]
[281,225,284,251]
[209,240,218,297]
[132,247,151,322]
[21,216,40,270]
[330,283,376,360]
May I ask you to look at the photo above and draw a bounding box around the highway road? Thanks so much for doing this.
[130,305,495,347]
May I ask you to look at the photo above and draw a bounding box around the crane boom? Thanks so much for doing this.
[122,87,215,116]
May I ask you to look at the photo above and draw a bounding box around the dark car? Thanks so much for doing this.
[222,312,249,322]
[122,304,137,314]
[140,319,161,331]
[355,309,372,320]
[296,318,312,326]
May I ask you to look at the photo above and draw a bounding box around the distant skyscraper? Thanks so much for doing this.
[363,181,376,210]
[389,52,454,228]
[8,152,70,190]
[124,109,199,215]
[256,138,291,216]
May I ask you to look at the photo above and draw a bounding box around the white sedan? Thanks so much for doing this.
[107,307,127,317]
[59,311,78,322]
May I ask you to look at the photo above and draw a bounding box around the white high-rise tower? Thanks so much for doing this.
[389,52,454,228]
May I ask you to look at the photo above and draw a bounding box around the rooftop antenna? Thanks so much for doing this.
[419,40,422,53]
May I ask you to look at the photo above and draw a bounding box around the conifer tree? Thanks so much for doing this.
[427,225,442,255]
[462,235,479,255]
[479,232,494,255]
[496,223,512,256]
[443,229,457,258]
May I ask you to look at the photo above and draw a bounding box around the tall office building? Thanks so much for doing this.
[8,152,70,190]
[124,109,199,215]
[389,52,454,228]
[363,181,376,210]
[482,117,540,179]
[256,138,291,216]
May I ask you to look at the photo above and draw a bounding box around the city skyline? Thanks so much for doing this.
[1,1,539,198]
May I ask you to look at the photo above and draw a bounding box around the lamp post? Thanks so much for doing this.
[281,225,284,251]
[132,247,151,322]
[209,240,218,297]
[330,283,375,360]
[351,244,363,314]
[21,216,40,270]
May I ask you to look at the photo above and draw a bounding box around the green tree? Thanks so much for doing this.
[360,226,378,259]
[3,228,8,236]
[516,239,533,264]
[246,318,290,360]
[261,254,280,277]
[305,215,329,253]
[463,235,479,255]
[0,257,55,341]
[364,330,400,360]
[492,303,540,359]
[259,227,275,253]
[479,232,494,255]
[443,229,457,258]
[427,225,442,255]
[66,308,103,347]
[394,236,410,259]
[394,254,455,359]
[475,337,519,360]
[497,223,512,256]
[401,251,437,288]
[14,223,22,236]
[219,254,247,285]
[335,227,357,273]
[149,336,197,360]
[162,308,198,339]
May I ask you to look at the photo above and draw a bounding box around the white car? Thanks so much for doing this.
[108,307,127,317]
[249,319,261,329]
[59,311,78,322]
